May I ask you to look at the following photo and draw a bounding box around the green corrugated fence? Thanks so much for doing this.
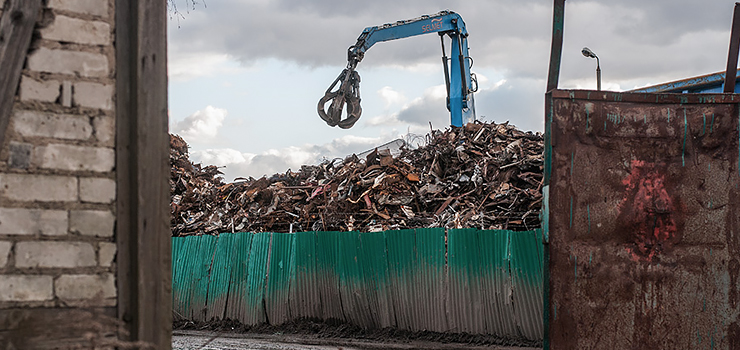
[172,229,543,342]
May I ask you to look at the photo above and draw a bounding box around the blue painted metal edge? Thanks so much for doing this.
[629,71,740,93]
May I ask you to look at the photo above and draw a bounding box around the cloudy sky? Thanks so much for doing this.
[168,0,735,181]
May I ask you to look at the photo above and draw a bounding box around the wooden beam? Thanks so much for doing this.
[116,0,171,349]
[0,308,117,349]
[0,0,42,148]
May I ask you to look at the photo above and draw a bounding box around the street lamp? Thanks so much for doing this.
[581,47,601,91]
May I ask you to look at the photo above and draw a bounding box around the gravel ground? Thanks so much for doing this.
[173,330,543,350]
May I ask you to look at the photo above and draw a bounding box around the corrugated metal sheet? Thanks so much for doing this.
[206,232,236,321]
[338,231,375,328]
[315,231,344,321]
[223,232,253,323]
[192,234,218,322]
[413,228,447,333]
[358,231,393,328]
[171,237,187,321]
[545,90,740,349]
[478,230,517,338]
[289,231,321,319]
[171,228,544,340]
[171,234,217,321]
[447,229,486,334]
[385,229,416,330]
[243,232,270,325]
[510,230,543,341]
[265,232,294,325]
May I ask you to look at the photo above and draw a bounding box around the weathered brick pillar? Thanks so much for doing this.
[0,0,125,348]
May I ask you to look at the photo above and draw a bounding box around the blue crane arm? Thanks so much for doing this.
[318,10,476,129]
[348,11,468,64]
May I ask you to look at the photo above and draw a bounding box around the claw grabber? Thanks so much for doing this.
[317,59,362,129]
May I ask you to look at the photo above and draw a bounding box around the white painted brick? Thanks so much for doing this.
[27,47,108,77]
[0,275,54,302]
[99,242,116,267]
[0,208,68,236]
[55,273,116,300]
[40,15,110,46]
[80,177,116,203]
[48,0,108,18]
[73,81,113,110]
[0,241,11,268]
[16,241,96,268]
[70,210,114,237]
[93,116,114,146]
[0,174,78,202]
[13,110,92,140]
[19,77,60,102]
[35,144,114,172]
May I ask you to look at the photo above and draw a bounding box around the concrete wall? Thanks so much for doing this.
[0,0,121,348]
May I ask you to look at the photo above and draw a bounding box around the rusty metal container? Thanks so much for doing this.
[544,90,740,349]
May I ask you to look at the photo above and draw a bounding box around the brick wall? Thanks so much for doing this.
[0,0,117,318]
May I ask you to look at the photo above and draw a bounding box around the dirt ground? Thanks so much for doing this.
[173,318,541,348]
[172,330,543,350]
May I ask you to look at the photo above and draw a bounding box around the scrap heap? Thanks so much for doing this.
[170,122,543,236]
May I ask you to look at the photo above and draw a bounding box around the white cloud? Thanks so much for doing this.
[194,147,254,165]
[367,84,448,130]
[492,78,506,90]
[173,106,227,140]
[191,133,399,181]
[473,76,545,132]
[377,86,406,108]
[168,52,246,82]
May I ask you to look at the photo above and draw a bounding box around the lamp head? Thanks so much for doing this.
[582,47,597,59]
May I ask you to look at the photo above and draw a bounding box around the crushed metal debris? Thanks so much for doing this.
[170,121,543,236]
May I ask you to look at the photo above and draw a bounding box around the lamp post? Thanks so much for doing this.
[581,47,601,91]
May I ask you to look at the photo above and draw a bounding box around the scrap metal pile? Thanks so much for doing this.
[170,122,544,236]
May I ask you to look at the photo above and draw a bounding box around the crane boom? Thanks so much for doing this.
[318,10,477,129]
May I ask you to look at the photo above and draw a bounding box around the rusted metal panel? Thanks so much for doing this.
[546,0,565,92]
[545,90,740,349]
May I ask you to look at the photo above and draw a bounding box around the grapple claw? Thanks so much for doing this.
[318,68,362,128]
